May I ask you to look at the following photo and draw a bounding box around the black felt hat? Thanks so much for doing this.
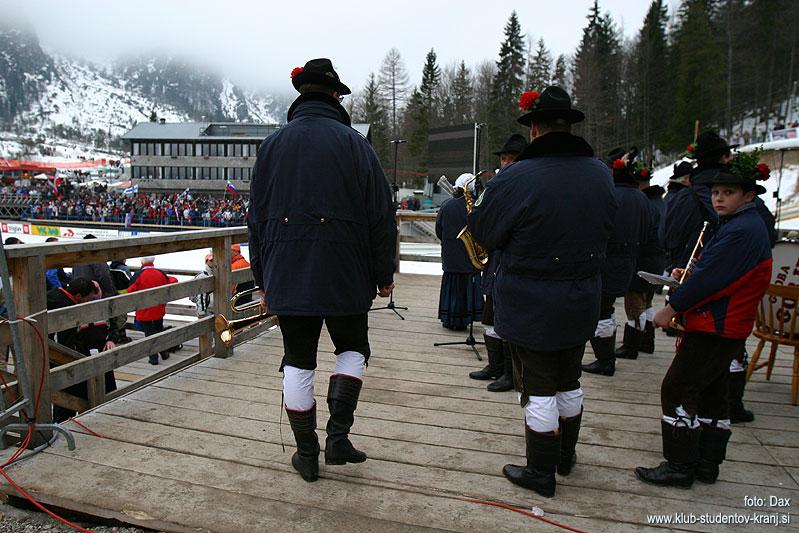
[669,161,694,182]
[707,169,766,195]
[691,131,738,160]
[493,134,528,156]
[517,86,584,127]
[290,58,351,95]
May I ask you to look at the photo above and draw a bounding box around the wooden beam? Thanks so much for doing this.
[4,227,248,268]
[399,254,442,263]
[396,212,437,222]
[105,352,204,402]
[212,236,233,359]
[49,317,213,392]
[48,340,85,365]
[231,267,254,285]
[7,255,52,434]
[47,276,214,333]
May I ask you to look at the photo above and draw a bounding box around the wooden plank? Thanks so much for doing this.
[400,254,441,263]
[4,226,247,263]
[105,352,204,402]
[47,276,213,333]
[0,451,432,533]
[49,317,213,392]
[79,403,797,529]
[230,267,253,285]
[212,236,232,358]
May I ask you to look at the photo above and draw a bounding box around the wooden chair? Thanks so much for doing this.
[746,283,799,405]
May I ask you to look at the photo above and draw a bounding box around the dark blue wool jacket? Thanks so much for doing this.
[601,182,651,297]
[248,93,397,316]
[435,196,477,274]
[629,185,666,293]
[468,132,617,350]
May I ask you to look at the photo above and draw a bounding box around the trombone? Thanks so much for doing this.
[214,287,277,348]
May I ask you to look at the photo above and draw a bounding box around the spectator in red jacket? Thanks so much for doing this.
[127,256,175,365]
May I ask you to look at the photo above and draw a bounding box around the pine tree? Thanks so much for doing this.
[404,88,429,173]
[378,48,410,137]
[666,0,725,150]
[149,110,158,122]
[489,12,527,155]
[553,55,570,89]
[452,61,474,124]
[355,73,390,165]
[573,0,623,155]
[526,38,553,91]
[420,49,442,124]
[628,0,670,155]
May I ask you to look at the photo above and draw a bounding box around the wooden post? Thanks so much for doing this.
[8,256,52,440]
[212,236,233,358]
[395,213,402,274]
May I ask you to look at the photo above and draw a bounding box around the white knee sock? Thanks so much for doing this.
[335,350,365,379]
[523,395,559,433]
[556,388,583,418]
[283,365,315,411]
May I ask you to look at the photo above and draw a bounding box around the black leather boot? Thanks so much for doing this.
[285,403,320,482]
[503,426,560,498]
[635,420,699,488]
[325,374,367,465]
[614,324,640,360]
[729,371,755,424]
[639,320,655,354]
[487,342,513,392]
[469,335,504,380]
[583,334,616,376]
[558,408,582,476]
[695,422,731,484]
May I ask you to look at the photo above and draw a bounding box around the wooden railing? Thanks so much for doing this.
[395,211,440,269]
[1,227,276,428]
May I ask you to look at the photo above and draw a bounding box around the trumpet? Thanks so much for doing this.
[215,288,276,348]
[670,221,711,331]
[437,174,489,270]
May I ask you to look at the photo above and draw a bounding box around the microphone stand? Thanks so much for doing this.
[371,139,408,320]
[433,271,483,360]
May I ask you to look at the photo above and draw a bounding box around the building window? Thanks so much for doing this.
[234,144,242,157]
[177,144,186,156]
[155,143,162,156]
[242,144,249,157]
[132,143,140,156]
[132,166,141,178]
[251,142,260,155]
[244,167,251,180]
[170,143,178,156]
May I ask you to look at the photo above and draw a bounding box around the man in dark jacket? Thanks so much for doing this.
[470,134,528,393]
[615,165,666,359]
[248,58,397,483]
[72,234,116,299]
[468,86,616,498]
[661,161,693,254]
[582,150,650,376]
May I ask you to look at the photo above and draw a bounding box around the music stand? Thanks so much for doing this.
[370,139,408,320]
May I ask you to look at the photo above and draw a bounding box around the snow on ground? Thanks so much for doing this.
[651,143,799,230]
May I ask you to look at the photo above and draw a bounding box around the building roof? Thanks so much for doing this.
[121,121,371,142]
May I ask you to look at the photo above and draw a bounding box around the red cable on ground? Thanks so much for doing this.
[464,499,590,533]
[0,318,96,532]
[67,418,106,439]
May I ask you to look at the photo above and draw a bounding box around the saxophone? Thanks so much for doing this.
[455,175,489,271]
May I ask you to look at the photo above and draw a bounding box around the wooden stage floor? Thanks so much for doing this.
[0,273,797,532]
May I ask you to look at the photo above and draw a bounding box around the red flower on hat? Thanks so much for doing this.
[612,159,626,170]
[756,162,770,180]
[686,144,695,152]
[519,91,541,111]
[640,167,649,178]
[290,67,304,78]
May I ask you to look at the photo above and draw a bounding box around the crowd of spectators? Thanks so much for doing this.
[0,180,249,227]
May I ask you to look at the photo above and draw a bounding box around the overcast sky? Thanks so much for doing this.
[4,0,680,94]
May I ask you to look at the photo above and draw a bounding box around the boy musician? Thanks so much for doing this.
[636,159,772,488]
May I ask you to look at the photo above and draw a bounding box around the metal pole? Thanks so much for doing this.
[777,149,786,234]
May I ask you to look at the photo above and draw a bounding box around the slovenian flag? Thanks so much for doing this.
[225,180,239,197]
